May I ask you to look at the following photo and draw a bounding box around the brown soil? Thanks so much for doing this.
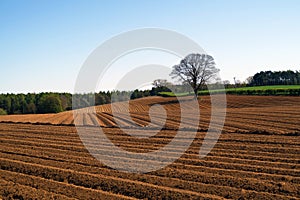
[0,95,299,199]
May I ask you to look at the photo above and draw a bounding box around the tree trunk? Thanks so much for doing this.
[193,88,198,99]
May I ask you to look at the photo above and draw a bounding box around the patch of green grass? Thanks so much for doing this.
[226,85,300,91]
[158,85,300,97]
[158,92,190,97]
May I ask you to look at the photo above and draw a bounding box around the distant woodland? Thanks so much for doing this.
[248,70,300,86]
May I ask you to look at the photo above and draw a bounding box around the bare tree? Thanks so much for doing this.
[245,76,253,85]
[170,53,220,98]
[223,80,230,87]
[152,79,171,88]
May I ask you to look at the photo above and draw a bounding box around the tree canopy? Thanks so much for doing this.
[171,53,220,97]
[38,96,63,114]
[249,70,300,86]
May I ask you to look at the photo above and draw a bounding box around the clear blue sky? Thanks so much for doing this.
[1,0,299,93]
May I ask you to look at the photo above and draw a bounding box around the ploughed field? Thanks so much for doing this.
[1,95,300,134]
[0,95,300,199]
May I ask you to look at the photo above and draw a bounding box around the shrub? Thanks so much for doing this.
[0,108,7,115]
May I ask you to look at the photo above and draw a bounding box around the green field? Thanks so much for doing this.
[222,85,300,91]
[159,85,300,97]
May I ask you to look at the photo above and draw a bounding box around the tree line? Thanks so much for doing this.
[0,89,162,115]
[0,93,72,115]
[248,70,300,86]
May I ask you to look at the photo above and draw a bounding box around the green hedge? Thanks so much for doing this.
[208,88,300,96]
[159,88,300,97]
